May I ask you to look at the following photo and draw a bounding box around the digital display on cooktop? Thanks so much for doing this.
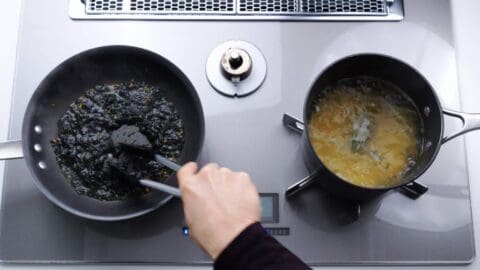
[260,193,278,223]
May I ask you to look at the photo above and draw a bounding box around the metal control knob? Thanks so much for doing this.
[220,48,252,83]
[206,40,266,97]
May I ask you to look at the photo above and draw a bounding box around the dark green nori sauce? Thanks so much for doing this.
[51,81,185,201]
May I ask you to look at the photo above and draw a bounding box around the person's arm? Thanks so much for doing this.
[177,163,311,270]
[214,222,310,270]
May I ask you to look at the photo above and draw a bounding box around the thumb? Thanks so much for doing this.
[177,162,199,184]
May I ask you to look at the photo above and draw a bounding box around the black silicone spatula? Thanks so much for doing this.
[111,124,182,171]
[109,125,182,197]
[109,161,181,198]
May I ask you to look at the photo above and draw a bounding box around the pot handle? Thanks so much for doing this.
[283,113,304,134]
[285,170,321,198]
[400,181,429,199]
[0,140,24,160]
[442,109,480,143]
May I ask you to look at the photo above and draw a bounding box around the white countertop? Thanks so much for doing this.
[1,1,480,269]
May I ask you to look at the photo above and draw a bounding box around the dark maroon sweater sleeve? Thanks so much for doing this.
[214,222,311,270]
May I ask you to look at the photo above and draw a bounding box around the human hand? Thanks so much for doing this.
[177,162,261,259]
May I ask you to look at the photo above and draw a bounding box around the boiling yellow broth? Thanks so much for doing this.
[308,78,421,188]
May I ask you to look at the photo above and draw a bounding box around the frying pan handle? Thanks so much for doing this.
[285,170,320,198]
[0,140,23,160]
[442,109,480,144]
[283,113,304,134]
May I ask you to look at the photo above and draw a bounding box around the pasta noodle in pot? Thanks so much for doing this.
[308,77,422,188]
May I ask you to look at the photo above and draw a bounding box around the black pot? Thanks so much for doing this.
[285,54,480,201]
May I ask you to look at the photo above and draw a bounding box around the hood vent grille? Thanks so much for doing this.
[130,0,235,14]
[87,0,124,12]
[301,0,386,15]
[75,0,402,20]
[238,0,297,14]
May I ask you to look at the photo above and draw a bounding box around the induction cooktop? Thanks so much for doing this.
[0,0,474,265]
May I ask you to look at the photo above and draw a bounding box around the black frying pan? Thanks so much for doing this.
[0,45,205,221]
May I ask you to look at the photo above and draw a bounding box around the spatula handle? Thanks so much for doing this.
[139,179,181,198]
[154,154,182,171]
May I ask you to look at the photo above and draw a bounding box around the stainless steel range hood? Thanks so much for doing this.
[69,0,404,21]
